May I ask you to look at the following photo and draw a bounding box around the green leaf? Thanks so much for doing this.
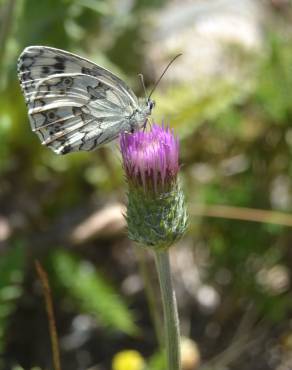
[51,250,138,335]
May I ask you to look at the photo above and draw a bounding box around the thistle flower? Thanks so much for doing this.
[120,124,187,250]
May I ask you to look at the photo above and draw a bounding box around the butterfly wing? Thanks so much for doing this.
[17,46,139,154]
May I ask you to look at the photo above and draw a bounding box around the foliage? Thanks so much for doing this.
[50,250,138,335]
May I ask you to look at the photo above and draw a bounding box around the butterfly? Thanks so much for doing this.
[17,46,155,154]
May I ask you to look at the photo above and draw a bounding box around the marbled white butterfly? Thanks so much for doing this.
[17,46,155,154]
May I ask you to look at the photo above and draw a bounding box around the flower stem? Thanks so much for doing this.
[154,250,181,370]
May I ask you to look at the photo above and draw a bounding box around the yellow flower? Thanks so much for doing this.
[112,350,145,370]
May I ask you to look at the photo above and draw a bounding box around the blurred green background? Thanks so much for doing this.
[1,0,292,369]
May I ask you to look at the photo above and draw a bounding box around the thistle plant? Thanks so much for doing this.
[120,124,188,370]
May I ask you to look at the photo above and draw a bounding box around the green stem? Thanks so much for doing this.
[154,250,181,370]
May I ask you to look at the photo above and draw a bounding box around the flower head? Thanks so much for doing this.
[120,124,187,250]
[120,124,179,193]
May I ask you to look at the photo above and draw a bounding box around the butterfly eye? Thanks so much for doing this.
[148,100,155,110]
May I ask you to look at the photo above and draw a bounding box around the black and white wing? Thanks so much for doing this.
[17,46,139,154]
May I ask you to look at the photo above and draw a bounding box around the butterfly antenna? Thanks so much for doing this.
[138,73,148,101]
[148,53,182,99]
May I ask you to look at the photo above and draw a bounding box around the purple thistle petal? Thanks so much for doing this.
[119,124,179,192]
